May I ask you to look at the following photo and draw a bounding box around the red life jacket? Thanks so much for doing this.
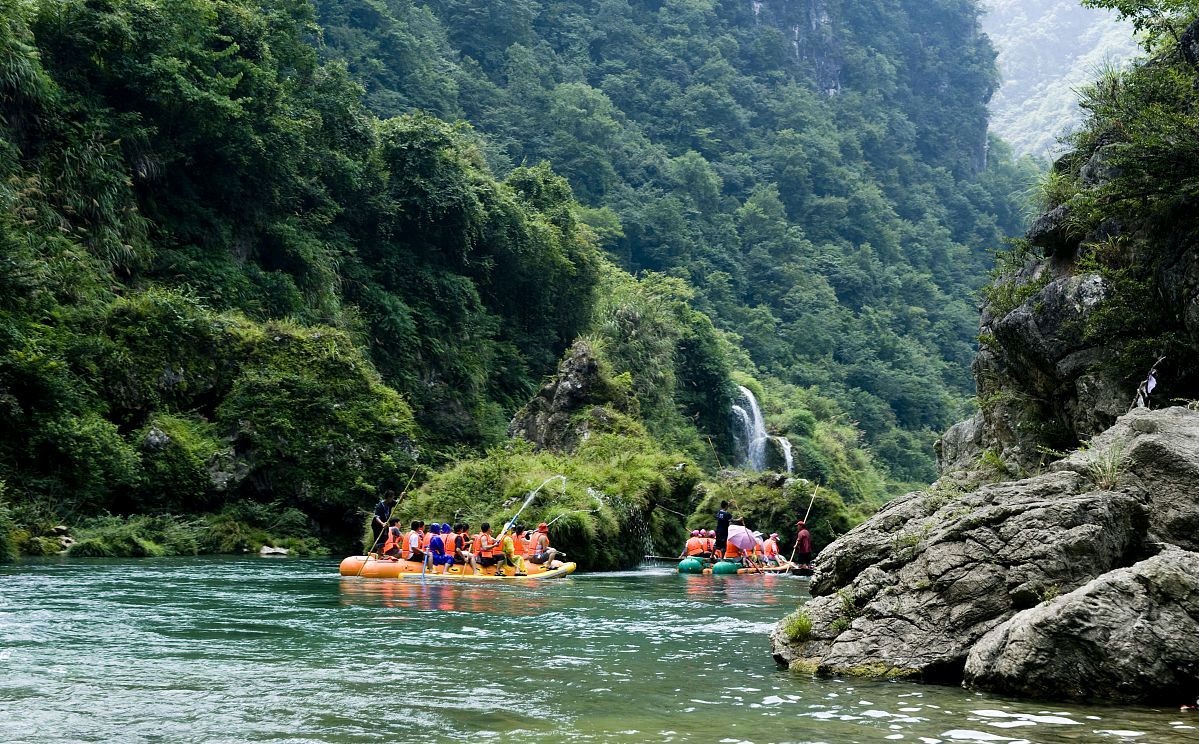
[725,542,743,558]
[511,532,527,557]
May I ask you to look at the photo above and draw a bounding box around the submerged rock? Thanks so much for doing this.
[773,407,1199,703]
[964,549,1199,702]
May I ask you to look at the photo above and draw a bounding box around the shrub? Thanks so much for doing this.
[783,610,813,642]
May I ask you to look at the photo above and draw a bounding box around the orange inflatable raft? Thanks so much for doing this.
[339,555,576,581]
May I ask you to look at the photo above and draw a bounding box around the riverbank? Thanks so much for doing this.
[1,556,1193,742]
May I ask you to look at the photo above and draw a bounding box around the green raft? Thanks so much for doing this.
[677,557,742,575]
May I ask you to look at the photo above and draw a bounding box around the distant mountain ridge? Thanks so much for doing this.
[983,0,1139,156]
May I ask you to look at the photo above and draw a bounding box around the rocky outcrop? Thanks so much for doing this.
[953,270,1129,472]
[1026,203,1076,257]
[508,340,635,453]
[1054,406,1199,552]
[964,549,1199,702]
[774,407,1199,703]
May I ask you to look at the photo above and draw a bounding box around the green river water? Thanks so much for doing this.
[1,557,1196,743]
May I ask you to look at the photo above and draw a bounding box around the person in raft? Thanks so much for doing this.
[527,522,561,568]
[402,520,426,563]
[680,530,710,559]
[714,501,733,557]
[473,523,502,569]
[705,529,716,554]
[794,520,813,567]
[497,527,528,576]
[380,518,405,558]
[371,489,398,552]
[448,523,482,574]
[761,532,782,566]
[426,524,455,573]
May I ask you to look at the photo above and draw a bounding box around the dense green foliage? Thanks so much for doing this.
[0,0,1040,559]
[406,269,892,568]
[0,0,603,552]
[315,0,1040,481]
[1015,1,1199,383]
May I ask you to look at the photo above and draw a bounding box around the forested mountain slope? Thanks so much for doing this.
[316,0,1038,482]
[983,0,1139,156]
[0,0,1039,560]
[0,0,885,561]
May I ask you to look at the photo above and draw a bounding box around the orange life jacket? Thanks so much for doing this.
[421,531,434,551]
[443,532,459,557]
[685,537,706,556]
[528,532,547,556]
[474,532,497,558]
[763,538,779,558]
[511,532,527,557]
[381,526,402,554]
[401,530,419,560]
[725,542,743,558]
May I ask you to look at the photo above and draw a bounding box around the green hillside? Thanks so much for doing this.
[316,0,1039,482]
[0,0,1036,560]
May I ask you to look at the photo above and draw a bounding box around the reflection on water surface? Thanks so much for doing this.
[0,557,1194,743]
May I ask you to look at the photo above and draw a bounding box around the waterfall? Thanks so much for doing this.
[778,436,793,474]
[732,385,794,473]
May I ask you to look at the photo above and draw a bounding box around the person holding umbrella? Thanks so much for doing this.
[794,520,813,568]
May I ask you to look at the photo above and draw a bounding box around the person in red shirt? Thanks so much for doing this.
[794,521,813,567]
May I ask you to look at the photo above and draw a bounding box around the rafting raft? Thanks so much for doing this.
[340,555,577,581]
[677,557,809,576]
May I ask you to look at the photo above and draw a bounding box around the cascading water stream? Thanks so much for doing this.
[732,385,793,473]
[778,436,793,473]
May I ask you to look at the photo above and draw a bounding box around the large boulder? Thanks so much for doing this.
[508,340,634,453]
[1055,407,1199,552]
[964,549,1199,702]
[773,407,1199,700]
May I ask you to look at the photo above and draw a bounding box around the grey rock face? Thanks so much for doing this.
[508,340,631,454]
[1055,407,1199,552]
[774,408,1199,702]
[1027,204,1076,257]
[964,549,1199,702]
[936,412,984,473]
[142,426,172,452]
[961,271,1125,472]
[1183,19,1199,67]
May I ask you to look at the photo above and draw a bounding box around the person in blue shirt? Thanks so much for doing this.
[427,523,455,574]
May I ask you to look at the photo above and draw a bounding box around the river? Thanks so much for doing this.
[0,557,1194,743]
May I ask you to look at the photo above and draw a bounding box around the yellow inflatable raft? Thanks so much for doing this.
[339,555,576,581]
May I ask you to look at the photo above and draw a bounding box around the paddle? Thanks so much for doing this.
[356,472,418,578]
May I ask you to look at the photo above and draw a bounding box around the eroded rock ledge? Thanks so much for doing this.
[772,407,1199,703]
